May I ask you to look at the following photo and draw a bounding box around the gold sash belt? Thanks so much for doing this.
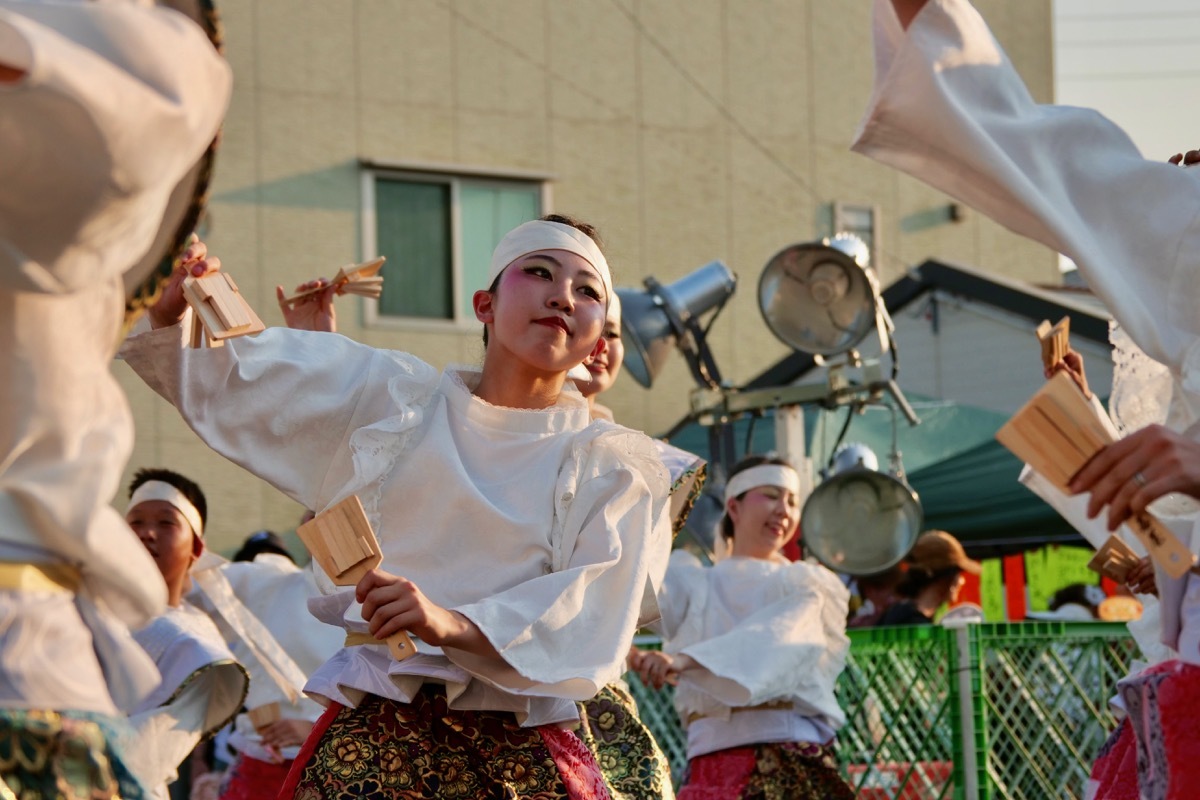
[345,631,386,647]
[0,562,80,594]
[687,700,795,726]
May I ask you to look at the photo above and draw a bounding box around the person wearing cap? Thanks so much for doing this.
[876,531,981,627]
[122,468,248,800]
[632,455,853,799]
[0,2,231,797]
[122,215,671,795]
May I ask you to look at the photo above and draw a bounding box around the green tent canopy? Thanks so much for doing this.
[666,397,1087,558]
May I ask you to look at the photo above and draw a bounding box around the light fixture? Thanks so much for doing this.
[617,261,736,389]
[801,443,923,575]
[757,233,885,358]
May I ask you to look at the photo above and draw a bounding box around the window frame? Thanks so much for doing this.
[832,201,881,270]
[360,161,553,332]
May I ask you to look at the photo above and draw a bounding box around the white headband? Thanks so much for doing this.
[606,290,622,325]
[488,220,612,300]
[724,465,800,504]
[127,481,204,538]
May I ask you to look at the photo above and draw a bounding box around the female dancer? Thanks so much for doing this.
[123,217,672,798]
[570,292,700,800]
[632,456,854,799]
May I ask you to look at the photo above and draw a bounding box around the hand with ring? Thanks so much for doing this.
[1070,424,1200,530]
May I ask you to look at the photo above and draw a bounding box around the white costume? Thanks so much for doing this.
[0,0,231,716]
[852,0,1200,664]
[660,549,850,759]
[125,603,248,800]
[121,326,672,727]
[193,553,343,765]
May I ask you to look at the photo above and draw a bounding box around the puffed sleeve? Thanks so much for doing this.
[674,562,850,726]
[121,320,438,511]
[0,1,231,293]
[444,426,671,701]
[852,0,1200,393]
[658,548,709,640]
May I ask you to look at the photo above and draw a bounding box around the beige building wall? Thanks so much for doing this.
[114,0,1057,553]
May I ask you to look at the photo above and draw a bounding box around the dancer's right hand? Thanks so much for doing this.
[148,234,222,328]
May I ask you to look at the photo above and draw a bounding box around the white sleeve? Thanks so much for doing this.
[852,0,1200,390]
[675,563,850,724]
[122,666,240,792]
[445,429,671,701]
[658,548,707,639]
[121,322,438,511]
[0,2,231,293]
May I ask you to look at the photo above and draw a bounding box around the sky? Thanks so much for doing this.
[1054,0,1200,160]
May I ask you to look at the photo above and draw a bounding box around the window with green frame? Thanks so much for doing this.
[371,172,543,322]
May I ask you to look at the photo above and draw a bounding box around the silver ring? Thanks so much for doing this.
[1133,471,1148,488]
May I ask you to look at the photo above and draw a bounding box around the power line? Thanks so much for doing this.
[1058,10,1200,22]
[604,0,819,203]
[1059,68,1200,81]
[1058,36,1200,48]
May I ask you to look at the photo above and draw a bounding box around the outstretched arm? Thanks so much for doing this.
[277,278,339,333]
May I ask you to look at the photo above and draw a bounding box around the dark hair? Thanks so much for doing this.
[128,467,208,530]
[482,213,606,347]
[895,564,961,599]
[1049,583,1101,614]
[232,530,295,564]
[720,454,795,540]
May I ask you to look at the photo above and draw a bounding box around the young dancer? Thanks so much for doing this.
[280,238,700,800]
[632,456,853,799]
[123,468,248,800]
[852,2,1200,794]
[202,534,345,800]
[0,3,230,796]
[570,291,702,800]
[123,217,671,797]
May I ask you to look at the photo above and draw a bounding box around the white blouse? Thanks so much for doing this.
[125,603,248,800]
[852,0,1200,664]
[122,323,672,726]
[0,0,230,713]
[659,550,850,758]
[190,554,343,763]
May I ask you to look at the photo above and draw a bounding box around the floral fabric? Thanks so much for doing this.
[0,709,146,800]
[1087,719,1139,800]
[676,741,854,800]
[577,683,674,800]
[1087,660,1200,800]
[278,689,611,799]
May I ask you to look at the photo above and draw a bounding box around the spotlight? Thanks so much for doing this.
[616,262,736,389]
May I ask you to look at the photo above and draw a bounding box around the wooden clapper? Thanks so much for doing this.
[1085,535,1139,584]
[297,495,415,660]
[182,272,265,348]
[997,372,1197,579]
[280,257,386,307]
[1036,316,1070,371]
[246,702,280,733]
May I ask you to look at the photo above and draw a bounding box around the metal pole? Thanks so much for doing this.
[952,622,981,800]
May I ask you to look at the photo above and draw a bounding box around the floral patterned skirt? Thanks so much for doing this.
[676,741,854,800]
[278,688,611,800]
[577,682,674,800]
[0,709,147,800]
[1087,659,1200,800]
